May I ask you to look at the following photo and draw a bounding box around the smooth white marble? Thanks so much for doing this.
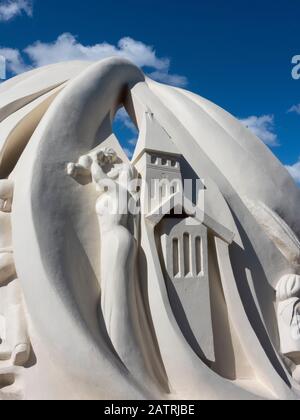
[0,57,299,400]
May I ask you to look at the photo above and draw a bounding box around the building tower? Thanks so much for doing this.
[132,111,215,363]
[132,111,183,215]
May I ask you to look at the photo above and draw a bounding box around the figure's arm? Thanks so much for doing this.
[67,163,89,178]
[67,155,93,179]
[67,152,110,194]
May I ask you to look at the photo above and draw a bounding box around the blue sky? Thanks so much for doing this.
[0,0,299,180]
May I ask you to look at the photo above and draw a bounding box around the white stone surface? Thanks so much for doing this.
[0,57,298,400]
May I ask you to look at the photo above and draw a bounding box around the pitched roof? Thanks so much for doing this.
[132,111,181,163]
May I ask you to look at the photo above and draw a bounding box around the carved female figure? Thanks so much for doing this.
[67,149,149,377]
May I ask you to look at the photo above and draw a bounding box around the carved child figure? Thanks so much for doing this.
[0,180,30,367]
[276,274,300,383]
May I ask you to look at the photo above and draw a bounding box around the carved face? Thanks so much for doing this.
[291,300,300,341]
[104,148,118,164]
[278,297,300,357]
[96,151,106,165]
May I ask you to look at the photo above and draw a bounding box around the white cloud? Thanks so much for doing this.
[0,0,32,22]
[115,108,138,133]
[128,137,138,146]
[123,148,134,159]
[288,104,300,115]
[125,136,139,158]
[1,33,187,87]
[148,70,187,87]
[0,47,29,73]
[239,114,279,146]
[115,108,139,158]
[285,159,300,184]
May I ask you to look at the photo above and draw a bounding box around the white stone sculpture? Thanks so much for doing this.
[0,57,300,400]
[0,180,30,399]
[276,274,300,382]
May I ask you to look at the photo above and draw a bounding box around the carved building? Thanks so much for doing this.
[0,58,299,400]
